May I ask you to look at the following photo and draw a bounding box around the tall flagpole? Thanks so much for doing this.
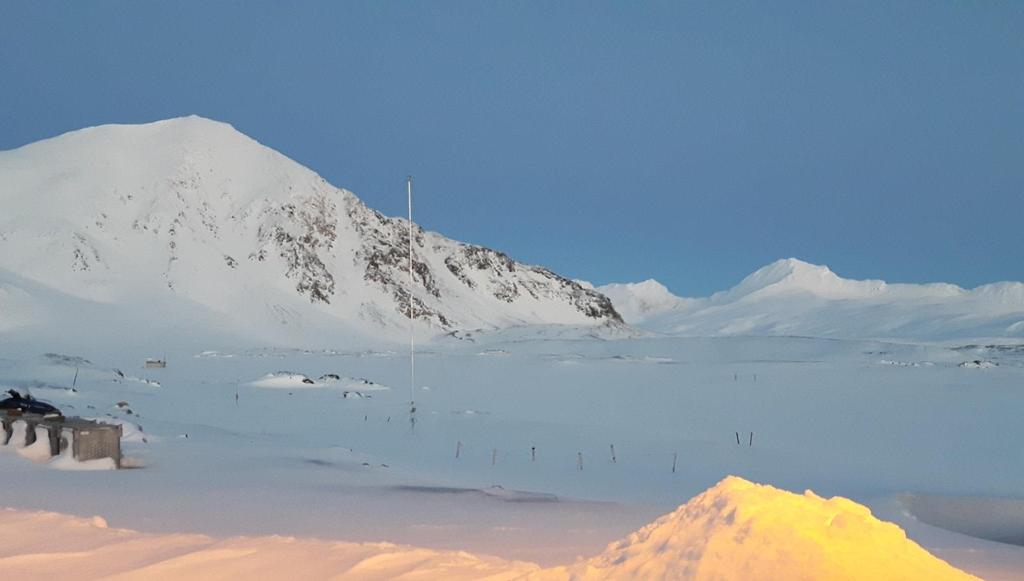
[407,176,416,427]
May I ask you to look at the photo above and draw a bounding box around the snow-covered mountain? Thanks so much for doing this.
[598,279,698,323]
[600,258,1024,341]
[0,116,620,345]
[5,117,1019,347]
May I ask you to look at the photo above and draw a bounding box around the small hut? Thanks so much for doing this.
[0,411,123,467]
[145,358,167,369]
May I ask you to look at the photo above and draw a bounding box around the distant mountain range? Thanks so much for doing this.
[599,258,1024,341]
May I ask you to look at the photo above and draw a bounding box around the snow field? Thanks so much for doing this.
[1,333,1022,577]
[0,477,978,580]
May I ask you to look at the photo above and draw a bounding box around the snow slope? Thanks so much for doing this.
[0,116,619,346]
[0,477,975,580]
[600,258,1024,341]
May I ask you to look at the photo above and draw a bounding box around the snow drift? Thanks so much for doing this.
[0,507,538,580]
[0,477,975,580]
[535,476,975,580]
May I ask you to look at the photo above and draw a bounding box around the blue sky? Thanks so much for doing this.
[2,2,1022,296]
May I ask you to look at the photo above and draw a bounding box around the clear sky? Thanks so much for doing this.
[2,2,1022,296]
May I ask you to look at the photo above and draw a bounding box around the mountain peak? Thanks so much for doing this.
[751,257,839,285]
[597,278,686,322]
[124,114,248,140]
[720,258,880,301]
[106,114,233,130]
[766,257,834,277]
[4,115,251,155]
[1,114,321,215]
[87,114,240,134]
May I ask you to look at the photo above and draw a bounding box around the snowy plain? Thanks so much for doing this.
[2,329,1024,578]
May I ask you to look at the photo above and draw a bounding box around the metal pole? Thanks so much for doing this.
[407,176,415,409]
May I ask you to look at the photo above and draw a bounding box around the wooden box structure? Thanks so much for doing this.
[0,411,123,467]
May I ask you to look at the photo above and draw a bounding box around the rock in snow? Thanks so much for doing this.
[0,477,975,580]
[0,116,620,345]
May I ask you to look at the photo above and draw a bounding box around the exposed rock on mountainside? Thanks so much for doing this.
[0,116,621,343]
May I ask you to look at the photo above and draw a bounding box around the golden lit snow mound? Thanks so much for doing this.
[534,476,977,580]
